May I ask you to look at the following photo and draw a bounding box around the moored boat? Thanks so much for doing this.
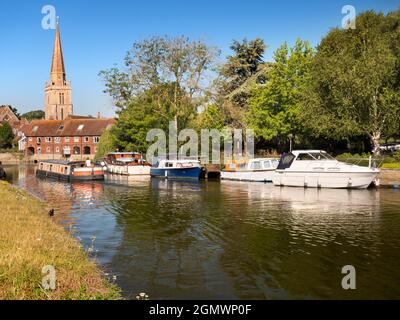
[273,150,379,189]
[36,160,105,181]
[150,159,203,180]
[221,158,278,182]
[103,152,151,175]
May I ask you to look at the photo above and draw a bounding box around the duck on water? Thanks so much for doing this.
[0,161,6,180]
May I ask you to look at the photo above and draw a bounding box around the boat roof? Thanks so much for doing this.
[108,152,141,155]
[38,160,85,165]
[291,150,327,156]
[160,159,200,163]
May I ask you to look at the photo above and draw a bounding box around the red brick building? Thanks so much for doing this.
[23,116,115,161]
[18,22,116,161]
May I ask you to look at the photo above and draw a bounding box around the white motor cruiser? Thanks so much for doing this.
[273,150,379,189]
[221,158,279,182]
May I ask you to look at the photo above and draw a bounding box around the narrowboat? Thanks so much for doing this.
[103,152,151,175]
[221,158,279,182]
[273,150,380,189]
[150,159,203,180]
[36,160,105,181]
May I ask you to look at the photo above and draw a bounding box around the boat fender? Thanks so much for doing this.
[348,178,352,188]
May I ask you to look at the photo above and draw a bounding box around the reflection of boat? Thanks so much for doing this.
[221,158,278,182]
[273,150,379,189]
[36,160,105,181]
[104,152,151,175]
[150,160,202,180]
[220,179,379,212]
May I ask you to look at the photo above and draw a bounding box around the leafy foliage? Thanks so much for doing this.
[301,11,400,154]
[20,110,45,121]
[0,122,14,149]
[247,39,314,144]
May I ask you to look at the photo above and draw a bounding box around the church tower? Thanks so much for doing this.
[44,22,73,120]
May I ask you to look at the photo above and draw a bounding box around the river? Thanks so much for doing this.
[4,165,400,299]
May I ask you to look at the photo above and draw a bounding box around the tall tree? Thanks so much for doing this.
[301,10,400,155]
[100,36,219,133]
[216,38,267,154]
[247,39,314,147]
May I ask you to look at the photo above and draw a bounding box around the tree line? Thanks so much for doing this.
[97,10,400,158]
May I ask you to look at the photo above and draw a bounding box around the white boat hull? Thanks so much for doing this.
[221,170,275,182]
[107,164,151,175]
[273,171,379,189]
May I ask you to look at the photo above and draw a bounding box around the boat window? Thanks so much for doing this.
[166,162,173,168]
[250,161,262,170]
[263,161,271,169]
[277,153,296,170]
[271,160,279,168]
[297,153,316,160]
[238,163,247,170]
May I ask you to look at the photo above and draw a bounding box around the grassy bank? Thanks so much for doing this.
[0,181,121,300]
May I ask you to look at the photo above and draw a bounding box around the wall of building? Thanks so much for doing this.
[25,135,100,161]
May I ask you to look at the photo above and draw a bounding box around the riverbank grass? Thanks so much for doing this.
[0,181,121,299]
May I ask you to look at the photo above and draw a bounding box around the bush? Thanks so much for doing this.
[394,150,400,162]
[0,122,14,149]
[381,163,400,169]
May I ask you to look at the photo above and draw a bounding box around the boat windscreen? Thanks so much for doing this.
[277,153,296,169]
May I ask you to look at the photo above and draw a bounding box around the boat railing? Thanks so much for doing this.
[340,157,384,169]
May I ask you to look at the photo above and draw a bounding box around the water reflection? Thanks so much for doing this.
[5,165,400,299]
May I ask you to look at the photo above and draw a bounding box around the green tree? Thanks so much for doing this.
[217,38,267,128]
[247,39,314,146]
[109,83,183,153]
[20,110,45,121]
[94,127,116,161]
[192,104,225,131]
[0,122,14,149]
[100,36,219,134]
[301,10,400,155]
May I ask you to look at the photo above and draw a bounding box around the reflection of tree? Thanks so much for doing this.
[108,179,215,299]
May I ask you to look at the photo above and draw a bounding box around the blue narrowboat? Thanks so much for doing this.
[150,159,203,180]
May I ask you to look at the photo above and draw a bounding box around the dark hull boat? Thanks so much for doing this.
[150,160,202,180]
[36,160,105,182]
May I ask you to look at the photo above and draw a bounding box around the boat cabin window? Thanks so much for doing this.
[250,161,262,170]
[277,153,296,170]
[165,162,174,168]
[297,153,316,161]
[263,161,271,169]
[297,152,334,161]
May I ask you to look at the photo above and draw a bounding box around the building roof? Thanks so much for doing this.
[0,105,19,123]
[23,117,116,137]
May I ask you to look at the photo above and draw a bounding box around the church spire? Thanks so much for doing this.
[50,21,66,85]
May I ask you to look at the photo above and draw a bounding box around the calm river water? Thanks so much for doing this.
[4,165,400,299]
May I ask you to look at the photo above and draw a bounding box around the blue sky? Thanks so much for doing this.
[0,0,398,117]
